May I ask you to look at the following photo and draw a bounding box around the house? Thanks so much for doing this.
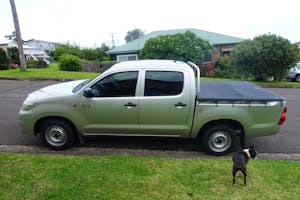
[24,39,57,52]
[0,40,52,63]
[106,28,244,75]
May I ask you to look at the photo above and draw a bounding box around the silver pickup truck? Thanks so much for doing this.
[19,60,287,155]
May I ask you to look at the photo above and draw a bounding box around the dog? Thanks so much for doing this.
[232,145,257,186]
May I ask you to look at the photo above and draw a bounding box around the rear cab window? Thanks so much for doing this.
[144,71,184,96]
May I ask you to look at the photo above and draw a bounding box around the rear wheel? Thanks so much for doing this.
[201,125,235,156]
[39,119,75,150]
[295,75,300,82]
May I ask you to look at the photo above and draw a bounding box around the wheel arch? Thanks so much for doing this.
[198,119,245,143]
[34,116,77,136]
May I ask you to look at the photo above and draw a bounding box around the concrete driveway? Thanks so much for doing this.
[0,79,299,154]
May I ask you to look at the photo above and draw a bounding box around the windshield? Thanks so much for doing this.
[72,79,92,93]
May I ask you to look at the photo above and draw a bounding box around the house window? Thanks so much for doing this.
[117,54,138,62]
[222,51,231,56]
[202,54,212,63]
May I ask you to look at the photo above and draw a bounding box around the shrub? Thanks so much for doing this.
[214,56,242,79]
[36,60,48,68]
[0,48,9,70]
[7,47,20,65]
[26,59,38,68]
[27,59,48,68]
[58,54,82,71]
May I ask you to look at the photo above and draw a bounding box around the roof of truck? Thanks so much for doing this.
[109,60,191,71]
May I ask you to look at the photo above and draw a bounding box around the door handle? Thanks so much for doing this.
[124,102,137,107]
[174,102,187,107]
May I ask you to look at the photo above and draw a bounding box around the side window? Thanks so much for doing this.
[144,71,184,96]
[91,71,138,97]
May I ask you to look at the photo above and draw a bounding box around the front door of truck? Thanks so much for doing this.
[79,71,140,135]
[139,70,193,136]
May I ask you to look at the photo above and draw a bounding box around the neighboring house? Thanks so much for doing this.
[24,39,57,52]
[107,28,244,75]
[0,40,52,63]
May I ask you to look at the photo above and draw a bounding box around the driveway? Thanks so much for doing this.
[0,79,299,154]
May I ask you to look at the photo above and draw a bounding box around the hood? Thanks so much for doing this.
[27,80,85,100]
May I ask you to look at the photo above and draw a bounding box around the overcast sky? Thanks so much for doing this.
[1,0,299,47]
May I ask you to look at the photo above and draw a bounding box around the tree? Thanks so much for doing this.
[5,31,16,40]
[231,34,300,81]
[140,31,213,63]
[53,44,82,61]
[124,28,144,43]
[214,56,242,79]
[7,47,20,64]
[0,48,9,70]
[53,43,110,61]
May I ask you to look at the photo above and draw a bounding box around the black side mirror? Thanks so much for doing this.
[83,88,94,98]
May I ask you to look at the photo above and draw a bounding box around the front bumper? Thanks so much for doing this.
[19,110,36,135]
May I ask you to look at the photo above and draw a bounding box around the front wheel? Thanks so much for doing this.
[295,75,300,82]
[39,119,75,150]
[201,125,235,156]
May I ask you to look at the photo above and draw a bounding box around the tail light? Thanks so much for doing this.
[278,105,287,125]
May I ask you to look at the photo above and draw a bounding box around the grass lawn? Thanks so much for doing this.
[0,152,299,200]
[0,63,97,80]
[0,64,299,88]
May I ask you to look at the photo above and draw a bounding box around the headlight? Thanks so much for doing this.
[21,102,35,111]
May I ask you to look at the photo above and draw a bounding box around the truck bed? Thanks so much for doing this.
[197,81,285,103]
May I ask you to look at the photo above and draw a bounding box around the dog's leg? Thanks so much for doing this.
[242,169,247,186]
[232,169,237,185]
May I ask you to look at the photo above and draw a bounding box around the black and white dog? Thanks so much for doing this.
[232,145,257,186]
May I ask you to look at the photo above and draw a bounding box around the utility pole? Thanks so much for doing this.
[9,0,27,70]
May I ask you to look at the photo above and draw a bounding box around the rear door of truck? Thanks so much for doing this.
[138,69,194,136]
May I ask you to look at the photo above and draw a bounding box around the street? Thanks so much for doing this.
[0,79,299,154]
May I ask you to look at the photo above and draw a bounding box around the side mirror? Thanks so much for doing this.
[83,88,94,98]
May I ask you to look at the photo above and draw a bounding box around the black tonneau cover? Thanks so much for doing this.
[197,81,285,102]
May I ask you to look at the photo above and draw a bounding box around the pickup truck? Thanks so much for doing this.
[19,60,287,155]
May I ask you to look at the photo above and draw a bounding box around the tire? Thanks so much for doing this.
[201,125,235,156]
[39,119,75,150]
[295,75,300,82]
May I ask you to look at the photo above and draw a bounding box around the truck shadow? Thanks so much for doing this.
[78,136,241,153]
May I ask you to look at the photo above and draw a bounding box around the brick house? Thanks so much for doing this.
[107,28,244,76]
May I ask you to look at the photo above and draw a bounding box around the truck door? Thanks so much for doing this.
[79,71,140,135]
[139,70,193,136]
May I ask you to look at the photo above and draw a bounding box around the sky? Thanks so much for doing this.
[1,0,299,48]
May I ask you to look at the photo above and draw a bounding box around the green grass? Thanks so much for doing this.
[0,63,97,80]
[0,152,299,199]
[1,64,299,88]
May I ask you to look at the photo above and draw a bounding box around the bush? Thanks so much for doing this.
[0,48,9,70]
[7,47,20,65]
[214,56,242,79]
[27,59,48,68]
[36,60,48,68]
[58,54,82,71]
[26,60,38,68]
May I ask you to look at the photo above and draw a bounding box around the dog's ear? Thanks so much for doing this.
[249,144,254,150]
